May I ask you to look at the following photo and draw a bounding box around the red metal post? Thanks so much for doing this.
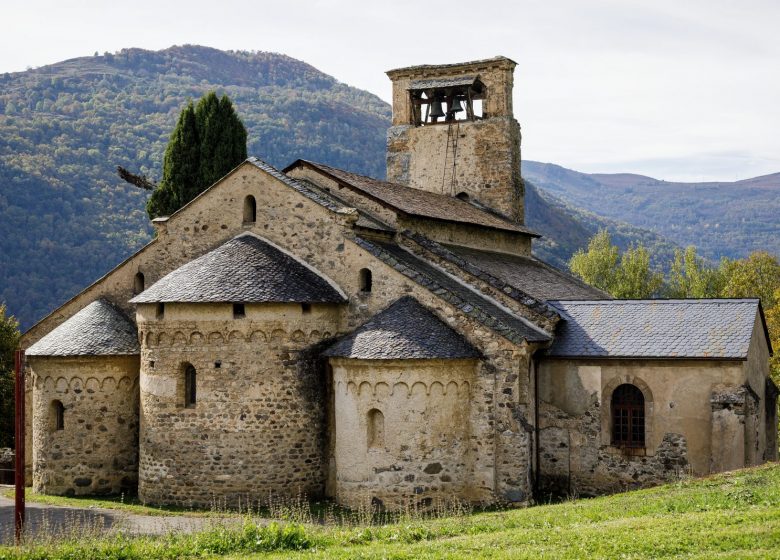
[14,349,25,545]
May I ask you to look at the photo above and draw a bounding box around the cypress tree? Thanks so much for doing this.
[146,93,247,219]
[196,92,248,188]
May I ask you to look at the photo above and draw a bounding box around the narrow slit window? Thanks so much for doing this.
[156,303,165,319]
[51,400,64,432]
[301,303,312,314]
[359,268,372,293]
[134,272,145,294]
[184,364,197,408]
[367,408,384,449]
[233,303,246,319]
[611,384,645,448]
[243,195,257,223]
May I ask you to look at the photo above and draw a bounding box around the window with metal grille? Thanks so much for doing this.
[611,384,645,448]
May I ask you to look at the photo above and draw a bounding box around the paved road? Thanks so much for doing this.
[0,494,229,545]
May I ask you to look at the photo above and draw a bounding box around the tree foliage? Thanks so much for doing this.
[569,229,662,298]
[667,246,724,298]
[0,304,20,448]
[147,93,247,219]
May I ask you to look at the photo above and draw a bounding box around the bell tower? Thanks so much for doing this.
[385,57,523,223]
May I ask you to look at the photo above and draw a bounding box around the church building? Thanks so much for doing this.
[21,57,777,509]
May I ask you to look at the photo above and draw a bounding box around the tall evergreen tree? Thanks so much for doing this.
[146,93,247,219]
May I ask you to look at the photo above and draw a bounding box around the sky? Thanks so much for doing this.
[1,0,778,182]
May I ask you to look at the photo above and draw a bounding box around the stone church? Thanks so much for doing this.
[21,57,777,509]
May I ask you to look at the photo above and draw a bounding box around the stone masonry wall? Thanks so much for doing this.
[137,302,339,507]
[29,355,139,496]
[330,358,477,510]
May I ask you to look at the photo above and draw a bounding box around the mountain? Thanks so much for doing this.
[523,161,780,261]
[1,45,678,330]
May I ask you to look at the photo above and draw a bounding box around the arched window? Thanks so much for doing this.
[184,364,197,408]
[359,268,372,293]
[50,400,64,432]
[243,195,257,223]
[134,272,145,295]
[367,408,384,449]
[611,384,645,448]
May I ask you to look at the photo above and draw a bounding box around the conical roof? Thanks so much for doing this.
[26,299,139,357]
[323,296,480,360]
[131,233,345,304]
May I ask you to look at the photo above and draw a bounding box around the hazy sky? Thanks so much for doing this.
[2,0,778,181]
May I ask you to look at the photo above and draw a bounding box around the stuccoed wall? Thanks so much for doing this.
[137,301,339,507]
[29,355,139,496]
[536,351,773,497]
[329,358,478,509]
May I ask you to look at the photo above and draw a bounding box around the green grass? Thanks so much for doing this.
[2,464,780,559]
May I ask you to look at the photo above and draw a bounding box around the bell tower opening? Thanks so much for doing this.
[385,56,524,223]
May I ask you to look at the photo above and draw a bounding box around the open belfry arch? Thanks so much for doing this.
[18,56,775,509]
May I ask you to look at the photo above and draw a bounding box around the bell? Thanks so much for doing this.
[448,97,464,114]
[430,100,445,118]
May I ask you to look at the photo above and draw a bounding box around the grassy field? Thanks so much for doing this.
[2,463,780,559]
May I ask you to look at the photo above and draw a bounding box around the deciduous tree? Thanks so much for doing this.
[0,304,20,448]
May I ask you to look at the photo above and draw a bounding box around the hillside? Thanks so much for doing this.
[523,160,780,261]
[1,45,680,330]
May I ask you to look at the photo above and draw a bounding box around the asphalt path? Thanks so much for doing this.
[0,493,228,545]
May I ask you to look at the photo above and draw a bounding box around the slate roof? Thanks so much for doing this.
[547,299,763,359]
[323,296,481,360]
[284,160,538,236]
[354,236,551,345]
[443,245,609,302]
[131,233,345,304]
[26,299,139,357]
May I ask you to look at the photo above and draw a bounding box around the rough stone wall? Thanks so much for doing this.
[397,218,531,258]
[538,398,689,497]
[387,118,523,222]
[330,358,478,509]
[29,355,139,496]
[136,302,339,507]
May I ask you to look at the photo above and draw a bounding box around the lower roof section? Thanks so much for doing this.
[131,233,346,304]
[547,299,767,360]
[26,299,139,357]
[323,296,481,360]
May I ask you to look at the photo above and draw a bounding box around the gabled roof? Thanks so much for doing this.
[323,296,480,360]
[26,299,139,357]
[131,233,346,304]
[353,236,551,345]
[283,160,539,236]
[547,299,768,360]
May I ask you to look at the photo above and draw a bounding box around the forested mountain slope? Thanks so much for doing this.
[523,161,780,261]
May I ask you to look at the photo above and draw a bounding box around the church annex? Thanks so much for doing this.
[21,57,777,508]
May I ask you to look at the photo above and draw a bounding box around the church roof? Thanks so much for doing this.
[442,244,610,302]
[284,160,539,236]
[26,299,139,357]
[547,299,766,360]
[323,296,480,360]
[131,233,346,304]
[354,236,552,345]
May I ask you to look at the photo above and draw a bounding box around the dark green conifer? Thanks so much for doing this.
[146,93,247,219]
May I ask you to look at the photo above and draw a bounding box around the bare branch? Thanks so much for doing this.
[117,166,157,191]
